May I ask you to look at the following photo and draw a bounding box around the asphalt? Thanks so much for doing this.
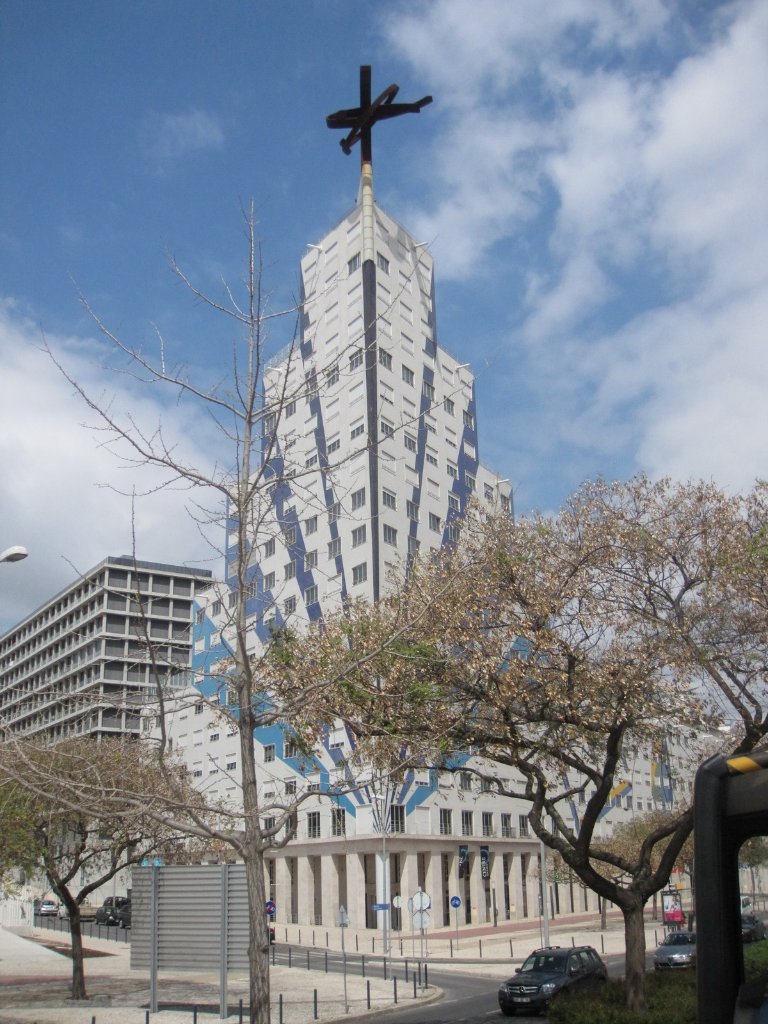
[0,910,669,1024]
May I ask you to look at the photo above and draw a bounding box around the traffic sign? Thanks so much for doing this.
[392,895,402,909]
[413,909,430,930]
[450,895,462,908]
[264,900,276,915]
[412,889,431,911]
[336,905,350,927]
[372,902,390,912]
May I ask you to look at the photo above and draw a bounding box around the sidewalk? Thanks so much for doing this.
[0,925,434,1024]
[0,909,670,1023]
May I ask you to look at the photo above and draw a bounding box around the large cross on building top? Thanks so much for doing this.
[326,65,432,167]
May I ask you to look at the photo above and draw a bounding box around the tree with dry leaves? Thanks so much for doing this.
[0,737,216,999]
[425,476,768,1013]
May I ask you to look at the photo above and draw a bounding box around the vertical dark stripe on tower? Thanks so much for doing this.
[363,255,380,601]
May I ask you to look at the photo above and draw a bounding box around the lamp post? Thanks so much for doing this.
[0,546,27,563]
[372,793,390,961]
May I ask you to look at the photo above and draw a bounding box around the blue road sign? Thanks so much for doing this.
[264,900,276,915]
[372,902,390,912]
[450,895,462,908]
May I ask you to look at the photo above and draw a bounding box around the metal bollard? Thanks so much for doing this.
[146,1012,150,1024]
[239,998,243,1023]
[355,933,359,952]
[405,959,409,982]
[425,964,429,988]
[372,936,375,952]
[572,936,575,946]
[312,929,315,946]
[394,976,398,1004]
[193,1008,198,1024]
[383,957,387,980]
[509,939,513,957]
[367,979,371,1010]
[313,988,318,1020]
[279,993,283,1024]
[601,935,605,953]
[306,949,310,970]
[288,947,292,968]
[450,938,453,958]
[362,954,366,978]
[413,973,417,999]
[479,939,483,958]
[325,950,329,972]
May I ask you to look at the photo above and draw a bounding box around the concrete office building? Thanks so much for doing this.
[0,556,212,740]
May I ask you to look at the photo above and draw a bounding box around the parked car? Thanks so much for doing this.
[114,901,132,929]
[653,930,697,969]
[95,896,130,926]
[36,899,59,917]
[742,914,766,942]
[498,945,607,1015]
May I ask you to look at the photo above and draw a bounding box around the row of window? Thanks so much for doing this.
[438,809,531,838]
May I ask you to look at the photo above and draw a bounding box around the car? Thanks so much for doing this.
[95,896,130,926]
[742,914,766,942]
[114,901,132,929]
[653,930,697,969]
[36,899,59,917]
[498,945,608,1015]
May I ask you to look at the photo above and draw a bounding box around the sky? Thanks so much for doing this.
[1,0,766,631]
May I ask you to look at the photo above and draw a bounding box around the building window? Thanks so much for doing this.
[422,380,435,402]
[461,810,473,836]
[211,600,222,617]
[447,524,461,543]
[379,349,392,370]
[305,453,318,468]
[285,779,297,794]
[305,550,318,569]
[444,397,455,416]
[284,561,296,581]
[482,812,494,837]
[352,525,366,548]
[484,483,494,501]
[307,811,321,839]
[284,739,297,759]
[402,366,414,386]
[439,809,452,835]
[327,437,340,455]
[194,702,204,715]
[329,502,341,522]
[383,524,397,546]
[459,772,472,791]
[518,814,529,838]
[426,451,438,467]
[284,596,296,615]
[286,400,297,417]
[350,421,365,440]
[264,744,276,763]
[264,538,276,558]
[376,252,390,273]
[351,487,366,510]
[465,474,476,493]
[404,433,417,453]
[326,364,339,387]
[331,807,346,836]
[382,489,397,510]
[348,253,361,275]
[285,526,296,546]
[349,349,363,371]
[328,538,341,559]
[305,515,317,535]
[390,805,405,834]
[263,572,275,591]
[406,500,419,521]
[429,512,441,532]
[226,760,237,771]
[463,410,474,429]
[448,494,460,513]
[195,608,205,625]
[263,816,275,831]
[304,585,319,606]
[447,462,458,480]
[352,563,367,586]
[381,419,394,438]
[407,537,420,557]
[501,813,514,838]
[209,732,220,743]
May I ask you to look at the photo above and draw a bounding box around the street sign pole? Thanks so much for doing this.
[337,905,350,1013]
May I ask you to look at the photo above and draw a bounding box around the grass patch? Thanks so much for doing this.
[547,972,696,1024]
[744,939,768,980]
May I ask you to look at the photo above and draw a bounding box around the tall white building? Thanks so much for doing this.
[154,192,703,934]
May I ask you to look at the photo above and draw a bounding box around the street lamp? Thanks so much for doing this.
[371,793,391,961]
[0,546,27,563]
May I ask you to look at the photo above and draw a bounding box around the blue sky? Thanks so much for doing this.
[1,0,766,629]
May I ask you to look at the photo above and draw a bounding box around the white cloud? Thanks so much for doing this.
[386,0,768,499]
[140,108,225,168]
[0,300,223,631]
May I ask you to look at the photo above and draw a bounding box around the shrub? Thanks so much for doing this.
[547,972,696,1024]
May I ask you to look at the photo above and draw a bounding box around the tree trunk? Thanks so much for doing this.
[68,907,87,999]
[623,901,647,1013]
[245,846,270,1024]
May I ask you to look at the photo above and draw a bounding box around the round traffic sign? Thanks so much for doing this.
[412,889,431,911]
[450,895,462,908]
[264,900,276,915]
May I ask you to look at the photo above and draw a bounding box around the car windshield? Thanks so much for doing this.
[665,934,694,946]
[521,953,567,974]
